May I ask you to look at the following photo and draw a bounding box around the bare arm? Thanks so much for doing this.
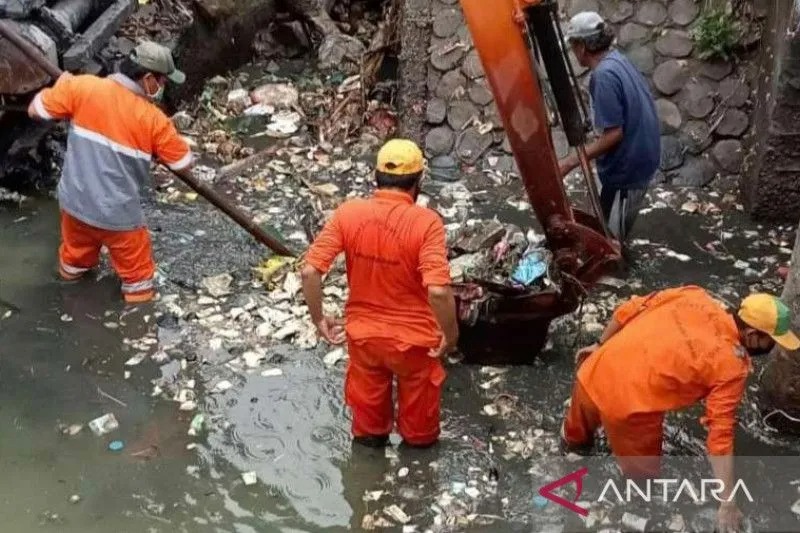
[301,264,325,325]
[428,285,458,347]
[559,127,624,176]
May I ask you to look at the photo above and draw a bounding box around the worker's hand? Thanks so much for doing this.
[575,343,600,367]
[716,501,743,533]
[429,336,458,359]
[315,315,345,345]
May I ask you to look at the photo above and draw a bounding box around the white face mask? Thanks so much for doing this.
[150,85,165,101]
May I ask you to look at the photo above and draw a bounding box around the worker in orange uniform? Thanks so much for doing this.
[562,286,799,532]
[300,139,459,448]
[28,41,193,303]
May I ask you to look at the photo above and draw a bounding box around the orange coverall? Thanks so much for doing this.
[563,286,751,477]
[32,73,191,302]
[304,189,451,445]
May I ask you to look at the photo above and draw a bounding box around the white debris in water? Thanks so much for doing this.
[398,467,409,478]
[791,498,800,515]
[213,380,233,392]
[179,401,197,411]
[734,259,750,270]
[479,376,503,389]
[202,273,233,297]
[323,347,346,367]
[663,249,691,262]
[621,512,648,532]
[88,413,119,436]
[125,353,147,366]
[451,482,465,493]
[282,272,302,296]
[260,368,283,377]
[64,424,83,436]
[60,314,73,322]
[273,322,301,340]
[364,490,384,502]
[242,351,265,368]
[383,504,410,524]
[241,471,258,486]
[668,514,686,531]
[482,404,499,416]
[464,487,480,498]
[69,494,81,504]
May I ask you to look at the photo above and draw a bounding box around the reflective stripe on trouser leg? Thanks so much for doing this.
[59,262,90,280]
[103,225,156,302]
[59,211,102,279]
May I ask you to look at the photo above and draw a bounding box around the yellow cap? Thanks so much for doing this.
[738,293,800,351]
[376,139,425,175]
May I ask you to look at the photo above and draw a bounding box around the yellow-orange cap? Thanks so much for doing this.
[376,139,425,175]
[738,293,800,351]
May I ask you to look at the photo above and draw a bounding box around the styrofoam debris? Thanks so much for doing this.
[241,471,258,486]
[383,504,410,524]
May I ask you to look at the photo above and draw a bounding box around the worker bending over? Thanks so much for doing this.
[563,286,799,532]
[28,41,193,303]
[558,11,660,242]
[301,139,458,448]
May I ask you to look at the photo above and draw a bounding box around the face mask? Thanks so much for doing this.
[150,85,165,101]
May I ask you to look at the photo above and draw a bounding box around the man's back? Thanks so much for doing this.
[304,189,450,348]
[33,73,190,231]
[578,286,750,419]
[590,50,661,188]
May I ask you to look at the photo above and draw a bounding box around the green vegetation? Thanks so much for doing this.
[692,9,742,60]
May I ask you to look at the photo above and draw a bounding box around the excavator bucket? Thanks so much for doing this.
[0,23,54,94]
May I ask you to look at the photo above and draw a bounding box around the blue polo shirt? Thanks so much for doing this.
[589,50,660,189]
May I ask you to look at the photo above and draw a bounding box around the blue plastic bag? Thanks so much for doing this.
[511,249,547,286]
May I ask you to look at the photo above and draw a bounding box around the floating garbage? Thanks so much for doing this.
[88,414,119,436]
[260,368,283,377]
[621,512,648,532]
[108,440,125,452]
[250,83,299,108]
[241,471,258,486]
[510,248,548,286]
[383,504,410,524]
[323,347,346,367]
[69,494,81,504]
[188,414,206,436]
[202,273,233,297]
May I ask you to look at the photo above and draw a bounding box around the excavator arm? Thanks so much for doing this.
[460,0,620,288]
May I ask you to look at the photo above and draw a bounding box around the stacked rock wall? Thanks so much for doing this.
[399,0,763,191]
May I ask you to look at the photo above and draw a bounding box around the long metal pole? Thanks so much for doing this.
[0,20,296,257]
[575,145,611,239]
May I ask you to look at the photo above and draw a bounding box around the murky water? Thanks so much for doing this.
[1,174,798,532]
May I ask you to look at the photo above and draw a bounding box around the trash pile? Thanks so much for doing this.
[446,218,553,326]
[447,218,551,289]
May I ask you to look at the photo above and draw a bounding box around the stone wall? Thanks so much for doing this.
[399,0,763,190]
[743,0,800,222]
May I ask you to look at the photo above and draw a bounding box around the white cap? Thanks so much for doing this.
[565,11,605,40]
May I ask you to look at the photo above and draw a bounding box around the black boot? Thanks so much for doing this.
[353,434,390,448]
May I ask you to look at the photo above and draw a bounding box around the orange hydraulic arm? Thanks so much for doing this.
[460,0,620,286]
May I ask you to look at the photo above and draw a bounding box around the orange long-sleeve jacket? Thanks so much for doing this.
[578,286,751,455]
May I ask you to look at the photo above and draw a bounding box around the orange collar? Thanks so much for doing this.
[373,189,414,204]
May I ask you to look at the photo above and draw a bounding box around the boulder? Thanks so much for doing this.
[712,139,744,173]
[655,99,682,134]
[653,60,691,96]
[655,30,694,58]
[635,1,668,26]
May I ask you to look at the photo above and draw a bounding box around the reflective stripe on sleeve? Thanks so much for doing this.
[32,93,53,120]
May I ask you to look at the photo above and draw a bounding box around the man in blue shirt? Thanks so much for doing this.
[558,12,661,242]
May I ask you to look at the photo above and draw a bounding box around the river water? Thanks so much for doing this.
[1,174,798,532]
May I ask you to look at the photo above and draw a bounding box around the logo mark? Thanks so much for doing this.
[538,467,589,516]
